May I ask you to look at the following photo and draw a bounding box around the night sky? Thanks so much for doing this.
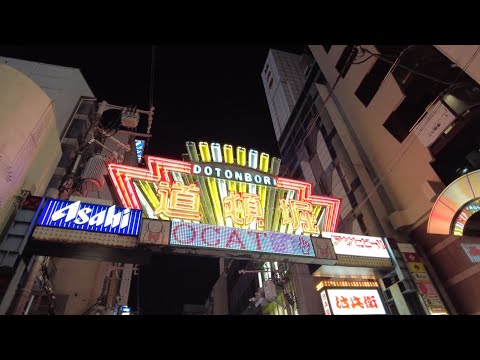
[0,44,304,314]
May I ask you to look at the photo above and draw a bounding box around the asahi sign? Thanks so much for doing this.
[37,199,142,236]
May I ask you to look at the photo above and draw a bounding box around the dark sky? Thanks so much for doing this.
[0,44,304,314]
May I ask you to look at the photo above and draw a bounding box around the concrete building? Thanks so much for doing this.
[262,49,306,140]
[0,57,139,315]
[303,45,480,314]
[211,46,480,316]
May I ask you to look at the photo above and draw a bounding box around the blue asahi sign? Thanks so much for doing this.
[37,199,142,236]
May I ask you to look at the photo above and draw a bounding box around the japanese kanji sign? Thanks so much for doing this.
[107,151,342,236]
[325,288,386,315]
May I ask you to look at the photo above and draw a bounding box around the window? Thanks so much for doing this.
[264,64,269,74]
[350,177,361,192]
[347,191,358,208]
[336,45,355,78]
[268,78,273,89]
[305,138,315,159]
[322,45,332,53]
[355,59,392,107]
[356,214,367,233]
[383,88,435,143]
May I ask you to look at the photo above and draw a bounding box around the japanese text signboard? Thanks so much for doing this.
[325,288,386,315]
[322,232,389,258]
[169,221,316,257]
[107,143,342,238]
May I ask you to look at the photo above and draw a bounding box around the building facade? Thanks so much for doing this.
[0,57,139,315]
[304,45,480,314]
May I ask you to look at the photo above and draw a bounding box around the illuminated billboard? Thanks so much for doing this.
[37,199,142,236]
[170,221,316,257]
[324,288,386,315]
[322,232,389,258]
[107,142,341,237]
[135,139,145,163]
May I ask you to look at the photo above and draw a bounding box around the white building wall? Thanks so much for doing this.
[435,45,480,86]
[0,57,94,137]
[0,64,61,223]
[309,45,447,231]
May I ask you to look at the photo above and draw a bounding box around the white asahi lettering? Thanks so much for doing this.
[244,173,252,182]
[75,207,92,225]
[193,164,202,174]
[88,209,106,226]
[51,201,81,222]
[104,205,122,228]
[214,168,222,177]
[225,170,233,179]
[50,201,130,230]
[120,208,131,229]
[264,176,271,186]
[234,171,243,181]
[254,175,262,184]
[204,166,212,176]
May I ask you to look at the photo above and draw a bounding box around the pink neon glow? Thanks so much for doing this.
[107,157,342,231]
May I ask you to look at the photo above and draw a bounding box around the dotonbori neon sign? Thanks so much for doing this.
[37,199,142,236]
[107,142,341,236]
[192,163,277,186]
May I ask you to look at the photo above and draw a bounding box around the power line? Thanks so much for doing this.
[149,46,156,108]
[335,46,480,233]
[277,45,479,234]
[359,46,457,86]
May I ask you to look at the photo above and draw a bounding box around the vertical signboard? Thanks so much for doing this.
[320,290,332,315]
[397,243,448,315]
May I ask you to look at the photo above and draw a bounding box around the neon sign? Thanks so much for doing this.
[192,163,277,186]
[37,199,142,236]
[452,199,480,236]
[322,232,389,258]
[324,288,386,315]
[135,139,145,163]
[170,221,316,257]
[107,142,342,235]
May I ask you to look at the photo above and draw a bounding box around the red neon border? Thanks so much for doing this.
[107,156,341,232]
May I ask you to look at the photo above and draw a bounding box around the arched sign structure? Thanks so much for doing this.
[427,169,480,235]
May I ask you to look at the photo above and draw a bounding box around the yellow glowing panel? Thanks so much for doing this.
[223,144,234,164]
[199,142,212,162]
[259,153,270,173]
[236,146,246,166]
[154,182,202,221]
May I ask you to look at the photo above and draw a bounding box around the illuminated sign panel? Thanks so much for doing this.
[461,243,480,263]
[322,232,389,258]
[326,289,386,315]
[192,162,277,186]
[107,142,342,237]
[37,199,142,236]
[316,280,379,291]
[135,139,145,163]
[320,291,332,315]
[170,221,316,257]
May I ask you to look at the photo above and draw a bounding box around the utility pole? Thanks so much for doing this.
[239,262,294,315]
